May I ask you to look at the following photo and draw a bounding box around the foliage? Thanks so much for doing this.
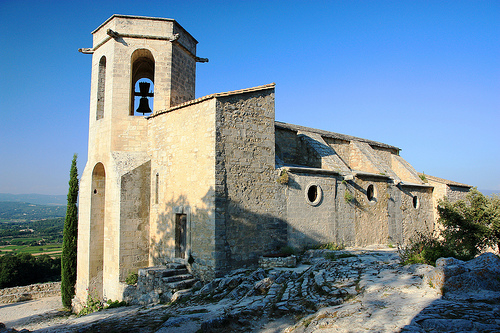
[276,169,289,185]
[78,290,103,316]
[344,191,354,203]
[105,299,127,309]
[0,253,61,288]
[399,188,500,266]
[125,272,138,285]
[398,232,454,265]
[437,188,499,259]
[314,242,345,251]
[61,154,79,309]
[419,173,427,182]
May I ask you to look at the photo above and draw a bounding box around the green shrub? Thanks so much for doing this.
[438,188,498,259]
[106,299,127,309]
[398,232,454,265]
[399,188,500,266]
[78,291,103,316]
[315,242,345,251]
[344,191,354,203]
[276,169,289,185]
[126,272,138,285]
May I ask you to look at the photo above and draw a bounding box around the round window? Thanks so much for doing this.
[305,183,322,206]
[413,195,419,209]
[366,184,377,203]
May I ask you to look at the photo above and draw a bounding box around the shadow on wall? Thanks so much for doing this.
[148,186,335,278]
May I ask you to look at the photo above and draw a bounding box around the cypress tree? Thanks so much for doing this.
[61,154,79,309]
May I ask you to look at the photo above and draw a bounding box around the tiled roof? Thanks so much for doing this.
[419,173,471,188]
[275,121,400,151]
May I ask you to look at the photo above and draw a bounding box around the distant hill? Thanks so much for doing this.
[0,202,66,221]
[479,189,500,196]
[0,193,66,206]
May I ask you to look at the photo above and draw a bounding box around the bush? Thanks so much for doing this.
[78,291,103,316]
[398,232,454,265]
[106,299,127,309]
[126,272,138,285]
[276,169,289,185]
[399,188,500,266]
[314,242,345,251]
[438,188,498,259]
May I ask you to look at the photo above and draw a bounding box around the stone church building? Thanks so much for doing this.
[75,15,470,305]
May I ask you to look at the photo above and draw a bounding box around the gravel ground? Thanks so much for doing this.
[0,296,65,329]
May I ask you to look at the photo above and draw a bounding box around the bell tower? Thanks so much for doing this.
[75,15,206,306]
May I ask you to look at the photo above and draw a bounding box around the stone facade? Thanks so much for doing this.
[74,15,470,309]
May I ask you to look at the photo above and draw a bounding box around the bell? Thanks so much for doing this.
[136,97,152,115]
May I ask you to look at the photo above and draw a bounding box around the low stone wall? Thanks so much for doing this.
[259,255,297,269]
[0,282,61,304]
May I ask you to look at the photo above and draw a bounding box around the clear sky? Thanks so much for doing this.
[0,0,498,195]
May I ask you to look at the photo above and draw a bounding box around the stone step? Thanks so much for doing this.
[162,274,193,284]
[166,263,186,270]
[161,268,189,278]
[166,278,198,291]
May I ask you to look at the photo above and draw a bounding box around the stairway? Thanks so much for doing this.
[135,263,198,304]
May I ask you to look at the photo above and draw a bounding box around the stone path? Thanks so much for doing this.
[1,247,499,333]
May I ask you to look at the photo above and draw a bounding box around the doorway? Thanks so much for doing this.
[175,213,187,259]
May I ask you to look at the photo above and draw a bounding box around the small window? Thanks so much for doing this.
[154,173,159,205]
[305,183,322,206]
[366,184,377,203]
[96,56,106,120]
[413,195,419,209]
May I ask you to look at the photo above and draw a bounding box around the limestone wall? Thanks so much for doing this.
[323,137,350,167]
[275,128,321,168]
[399,185,434,242]
[214,87,280,275]
[147,98,216,280]
[446,185,470,202]
[352,177,391,246]
[285,172,340,249]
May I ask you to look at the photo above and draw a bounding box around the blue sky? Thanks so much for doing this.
[0,0,498,195]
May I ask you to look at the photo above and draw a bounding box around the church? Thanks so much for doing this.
[74,15,470,305]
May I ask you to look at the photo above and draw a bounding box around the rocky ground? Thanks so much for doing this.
[1,246,499,333]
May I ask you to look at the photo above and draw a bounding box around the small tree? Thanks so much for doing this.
[437,188,497,259]
[61,154,79,309]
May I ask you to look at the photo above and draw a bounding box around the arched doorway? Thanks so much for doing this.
[89,163,105,298]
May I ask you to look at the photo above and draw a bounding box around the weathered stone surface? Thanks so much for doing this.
[425,252,500,301]
[4,248,500,333]
[259,255,297,269]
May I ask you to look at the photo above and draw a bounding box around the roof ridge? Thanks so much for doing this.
[149,83,275,118]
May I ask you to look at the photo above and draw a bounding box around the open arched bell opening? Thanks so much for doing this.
[130,49,155,116]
